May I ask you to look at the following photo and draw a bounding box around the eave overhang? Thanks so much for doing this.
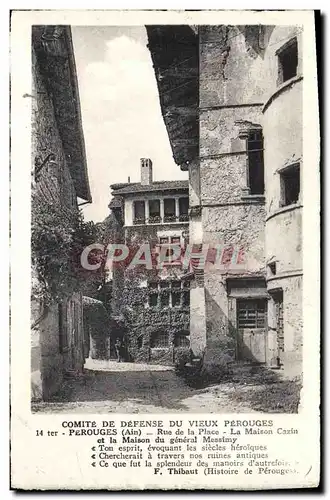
[32,25,92,202]
[146,25,199,170]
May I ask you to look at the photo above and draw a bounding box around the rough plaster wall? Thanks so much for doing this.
[263,27,303,97]
[32,49,77,209]
[199,25,272,108]
[189,285,207,355]
[38,304,64,401]
[262,28,303,374]
[31,53,85,400]
[189,160,201,207]
[200,155,247,204]
[266,208,302,273]
[263,81,303,214]
[203,205,265,271]
[200,107,262,158]
[198,25,271,369]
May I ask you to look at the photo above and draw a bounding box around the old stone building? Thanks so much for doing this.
[146,25,303,375]
[107,159,190,364]
[31,26,92,401]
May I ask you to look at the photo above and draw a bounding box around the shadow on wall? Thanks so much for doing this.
[83,297,110,360]
[204,287,236,369]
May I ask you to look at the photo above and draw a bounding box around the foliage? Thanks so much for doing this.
[31,192,104,306]
[174,348,192,374]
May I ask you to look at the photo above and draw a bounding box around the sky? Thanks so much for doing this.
[72,26,187,223]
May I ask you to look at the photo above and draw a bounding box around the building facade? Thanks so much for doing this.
[31,26,92,401]
[107,159,190,364]
[147,25,303,376]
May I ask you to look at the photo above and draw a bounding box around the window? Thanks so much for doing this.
[147,280,190,308]
[148,293,158,307]
[133,200,145,224]
[175,332,190,347]
[150,330,169,348]
[280,163,300,207]
[171,280,181,307]
[237,299,267,329]
[277,38,298,84]
[159,281,170,307]
[179,197,189,222]
[159,235,182,265]
[247,130,264,195]
[268,262,277,276]
[164,198,176,222]
[183,290,190,307]
[149,199,161,223]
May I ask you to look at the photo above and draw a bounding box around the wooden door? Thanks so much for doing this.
[237,299,267,363]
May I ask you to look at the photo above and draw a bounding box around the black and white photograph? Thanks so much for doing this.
[30,23,305,415]
[10,9,320,491]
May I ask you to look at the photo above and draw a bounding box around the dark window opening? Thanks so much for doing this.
[277,38,298,84]
[248,130,264,195]
[149,199,161,223]
[164,198,176,222]
[160,291,170,308]
[137,335,143,349]
[183,290,190,308]
[179,197,189,222]
[148,293,158,307]
[133,200,145,224]
[149,281,158,291]
[172,280,181,289]
[237,299,267,329]
[159,236,181,264]
[150,331,169,348]
[172,291,181,307]
[175,332,190,347]
[148,281,189,308]
[280,163,300,207]
[268,262,277,276]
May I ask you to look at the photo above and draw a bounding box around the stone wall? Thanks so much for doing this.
[31,49,86,401]
[262,27,303,374]
[198,25,268,371]
[108,215,190,364]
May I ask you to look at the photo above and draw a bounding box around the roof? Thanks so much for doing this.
[108,197,122,209]
[32,26,92,202]
[146,26,199,170]
[110,179,189,195]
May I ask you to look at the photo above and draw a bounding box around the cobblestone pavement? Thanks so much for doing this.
[32,359,259,414]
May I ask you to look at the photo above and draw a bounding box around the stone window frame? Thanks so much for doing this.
[276,37,298,87]
[150,330,169,348]
[278,162,301,208]
[158,234,183,266]
[147,279,190,309]
[238,123,265,199]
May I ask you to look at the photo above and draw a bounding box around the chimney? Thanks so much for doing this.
[140,158,153,185]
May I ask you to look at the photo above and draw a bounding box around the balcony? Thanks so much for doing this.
[133,215,189,226]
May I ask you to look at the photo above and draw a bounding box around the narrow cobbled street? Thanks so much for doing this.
[32,359,300,414]
[33,359,256,414]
